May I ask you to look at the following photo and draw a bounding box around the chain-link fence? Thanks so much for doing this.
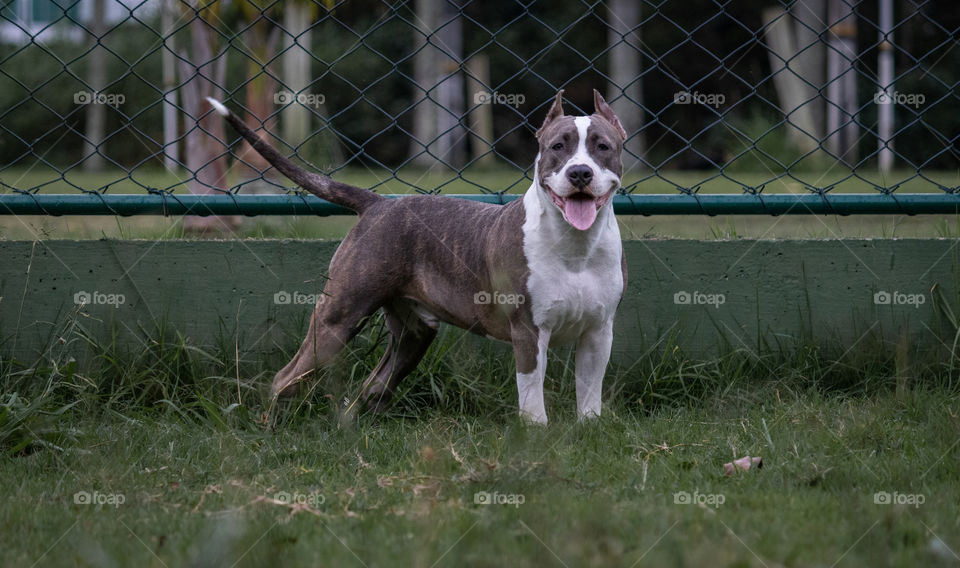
[1,0,958,215]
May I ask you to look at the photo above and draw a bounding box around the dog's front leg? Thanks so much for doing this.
[575,319,614,420]
[512,324,550,425]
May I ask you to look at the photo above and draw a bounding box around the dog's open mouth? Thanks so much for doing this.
[548,189,612,231]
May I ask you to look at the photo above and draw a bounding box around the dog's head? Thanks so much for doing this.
[535,89,627,231]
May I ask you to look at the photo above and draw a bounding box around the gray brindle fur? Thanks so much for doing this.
[208,90,627,424]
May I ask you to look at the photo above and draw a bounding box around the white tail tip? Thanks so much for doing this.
[206,97,229,117]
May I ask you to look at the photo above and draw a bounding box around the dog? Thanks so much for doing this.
[207,89,626,424]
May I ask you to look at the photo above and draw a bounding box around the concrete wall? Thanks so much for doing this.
[1,240,956,365]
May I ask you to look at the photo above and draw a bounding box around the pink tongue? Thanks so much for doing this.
[564,195,598,230]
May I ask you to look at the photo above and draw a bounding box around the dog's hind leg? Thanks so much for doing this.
[360,300,437,412]
[271,292,385,399]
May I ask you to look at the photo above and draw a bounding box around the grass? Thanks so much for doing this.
[2,163,960,564]
[2,316,959,567]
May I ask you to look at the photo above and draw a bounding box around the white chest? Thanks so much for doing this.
[522,188,624,346]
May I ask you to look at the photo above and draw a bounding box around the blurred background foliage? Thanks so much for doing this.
[0,0,957,186]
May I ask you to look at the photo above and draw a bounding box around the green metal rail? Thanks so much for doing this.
[0,193,958,216]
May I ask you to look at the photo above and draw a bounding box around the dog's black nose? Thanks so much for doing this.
[566,165,593,188]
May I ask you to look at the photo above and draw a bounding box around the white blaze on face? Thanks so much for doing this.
[564,118,600,230]
[540,117,622,231]
[542,117,592,199]
[570,116,594,170]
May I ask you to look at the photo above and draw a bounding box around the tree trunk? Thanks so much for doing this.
[238,24,280,188]
[161,0,178,171]
[408,0,439,167]
[762,8,819,154]
[877,0,894,173]
[177,13,237,233]
[280,2,342,170]
[825,0,859,165]
[790,0,826,141]
[465,55,494,167]
[281,4,311,149]
[82,0,106,172]
[434,0,465,168]
[606,0,645,173]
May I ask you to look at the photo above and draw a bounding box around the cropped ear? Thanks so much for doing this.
[593,89,627,141]
[536,90,564,139]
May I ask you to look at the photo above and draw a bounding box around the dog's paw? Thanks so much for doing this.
[577,410,601,423]
[270,380,302,400]
[519,411,548,426]
[363,393,394,414]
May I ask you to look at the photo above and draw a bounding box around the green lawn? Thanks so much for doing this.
[2,324,959,567]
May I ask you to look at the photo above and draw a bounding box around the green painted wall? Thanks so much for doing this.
[1,240,957,365]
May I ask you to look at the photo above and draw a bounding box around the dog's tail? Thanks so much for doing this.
[206,97,381,214]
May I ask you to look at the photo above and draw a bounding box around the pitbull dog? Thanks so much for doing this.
[207,89,626,424]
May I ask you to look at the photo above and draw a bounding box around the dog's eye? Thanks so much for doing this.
[551,142,564,151]
[597,143,610,151]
